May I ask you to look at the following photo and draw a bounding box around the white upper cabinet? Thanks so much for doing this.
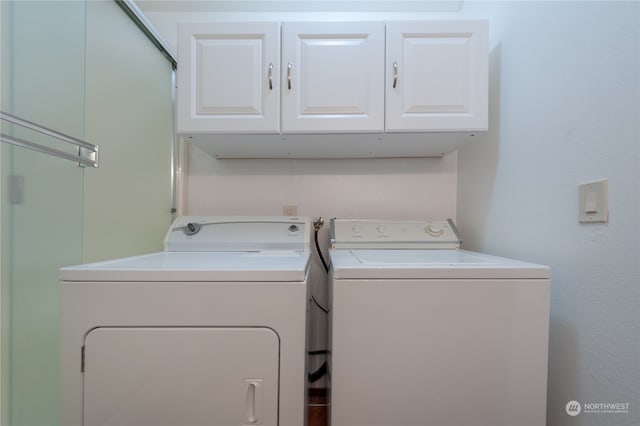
[177,22,280,133]
[386,21,489,132]
[176,20,489,157]
[281,22,385,133]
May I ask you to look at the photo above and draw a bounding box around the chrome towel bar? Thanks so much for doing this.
[0,111,99,168]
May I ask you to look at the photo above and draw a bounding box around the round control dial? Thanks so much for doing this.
[183,222,202,236]
[425,224,444,237]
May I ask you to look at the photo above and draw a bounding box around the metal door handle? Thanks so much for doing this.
[393,61,398,89]
[287,62,292,90]
[268,62,273,90]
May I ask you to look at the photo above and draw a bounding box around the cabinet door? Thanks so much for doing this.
[177,22,280,133]
[83,327,279,426]
[386,21,488,132]
[281,22,385,133]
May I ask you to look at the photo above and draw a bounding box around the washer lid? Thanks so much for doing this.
[60,251,310,282]
[330,249,550,280]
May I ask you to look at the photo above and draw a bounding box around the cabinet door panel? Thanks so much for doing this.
[83,327,279,426]
[386,21,488,131]
[404,37,469,113]
[197,40,263,114]
[282,22,385,133]
[178,22,280,133]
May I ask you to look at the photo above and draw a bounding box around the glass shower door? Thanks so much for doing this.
[1,1,88,425]
[1,2,174,424]
[1,142,84,426]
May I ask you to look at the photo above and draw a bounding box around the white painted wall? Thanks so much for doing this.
[187,148,457,220]
[458,2,640,426]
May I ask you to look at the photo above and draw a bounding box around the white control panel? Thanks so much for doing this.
[164,216,310,252]
[330,218,462,249]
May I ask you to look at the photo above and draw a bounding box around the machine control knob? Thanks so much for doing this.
[425,224,444,237]
[376,226,386,233]
[184,222,202,236]
[288,224,299,232]
[352,226,361,234]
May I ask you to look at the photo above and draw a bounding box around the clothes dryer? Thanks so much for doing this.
[60,216,311,426]
[328,218,550,426]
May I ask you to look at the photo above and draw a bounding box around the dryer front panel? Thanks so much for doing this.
[83,327,279,426]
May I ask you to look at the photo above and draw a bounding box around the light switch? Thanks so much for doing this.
[584,190,597,213]
[579,179,608,223]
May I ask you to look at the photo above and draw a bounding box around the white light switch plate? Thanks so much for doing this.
[578,179,608,223]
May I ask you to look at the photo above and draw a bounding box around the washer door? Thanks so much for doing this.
[83,327,279,426]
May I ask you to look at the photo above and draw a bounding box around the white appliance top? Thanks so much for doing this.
[329,219,548,279]
[331,218,462,249]
[60,216,311,282]
[330,249,550,280]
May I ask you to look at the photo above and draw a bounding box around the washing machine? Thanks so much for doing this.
[328,218,551,426]
[60,216,311,426]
